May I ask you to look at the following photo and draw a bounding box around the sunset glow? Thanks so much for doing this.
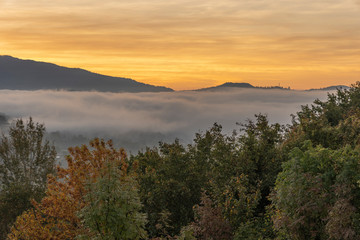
[1,0,359,90]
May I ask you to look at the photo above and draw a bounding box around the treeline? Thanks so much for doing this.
[1,83,360,239]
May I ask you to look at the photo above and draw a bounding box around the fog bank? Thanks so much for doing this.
[0,89,332,151]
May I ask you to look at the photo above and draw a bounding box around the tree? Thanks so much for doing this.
[236,114,284,213]
[271,141,360,239]
[78,158,147,240]
[0,117,56,239]
[8,138,146,239]
[196,116,282,237]
[284,82,360,151]
[133,140,201,237]
[132,116,283,238]
[191,192,232,240]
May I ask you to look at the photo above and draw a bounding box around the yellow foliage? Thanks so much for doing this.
[8,138,127,240]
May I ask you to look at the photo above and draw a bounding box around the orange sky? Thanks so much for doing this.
[1,0,359,90]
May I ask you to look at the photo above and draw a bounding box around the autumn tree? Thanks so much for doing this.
[8,138,146,239]
[191,192,232,240]
[0,117,56,239]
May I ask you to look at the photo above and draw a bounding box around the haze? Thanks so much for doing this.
[0,88,332,151]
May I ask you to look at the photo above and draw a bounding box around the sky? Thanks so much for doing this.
[0,0,359,90]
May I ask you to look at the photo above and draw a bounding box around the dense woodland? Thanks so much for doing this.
[1,83,360,239]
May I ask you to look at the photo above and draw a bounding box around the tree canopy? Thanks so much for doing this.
[9,138,146,240]
[0,118,56,239]
[5,82,360,239]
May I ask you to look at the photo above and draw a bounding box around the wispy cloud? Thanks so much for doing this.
[0,0,359,90]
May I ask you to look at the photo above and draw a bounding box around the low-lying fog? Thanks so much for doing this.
[0,88,332,154]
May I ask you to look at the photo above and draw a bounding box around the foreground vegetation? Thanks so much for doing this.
[1,83,360,239]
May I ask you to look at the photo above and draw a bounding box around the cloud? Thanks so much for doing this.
[0,89,331,145]
[1,0,359,90]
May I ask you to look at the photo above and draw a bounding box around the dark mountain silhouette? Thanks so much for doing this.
[214,82,255,88]
[196,82,348,92]
[0,55,173,92]
[196,82,290,91]
[195,82,254,91]
[0,56,349,93]
[307,85,349,91]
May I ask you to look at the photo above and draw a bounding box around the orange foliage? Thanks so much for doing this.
[8,138,127,240]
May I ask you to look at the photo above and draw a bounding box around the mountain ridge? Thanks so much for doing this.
[0,56,349,92]
[307,85,349,91]
[195,82,349,92]
[0,55,173,93]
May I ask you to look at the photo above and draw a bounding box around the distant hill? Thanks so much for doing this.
[307,85,350,91]
[0,56,173,92]
[196,82,255,91]
[196,82,348,92]
[196,82,290,91]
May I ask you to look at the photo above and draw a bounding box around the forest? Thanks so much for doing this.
[1,83,360,239]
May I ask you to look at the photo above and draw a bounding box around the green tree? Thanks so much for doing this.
[78,159,147,240]
[199,115,283,237]
[269,83,360,239]
[0,117,56,238]
[237,114,284,213]
[272,141,360,239]
[285,82,360,151]
[132,140,201,237]
[133,115,283,239]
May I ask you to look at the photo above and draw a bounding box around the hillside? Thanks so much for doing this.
[307,85,349,91]
[196,82,348,91]
[0,56,173,92]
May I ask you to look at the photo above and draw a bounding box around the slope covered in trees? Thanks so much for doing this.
[3,82,360,239]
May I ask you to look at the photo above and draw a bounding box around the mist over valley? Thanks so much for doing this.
[0,88,334,156]
[0,56,346,156]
